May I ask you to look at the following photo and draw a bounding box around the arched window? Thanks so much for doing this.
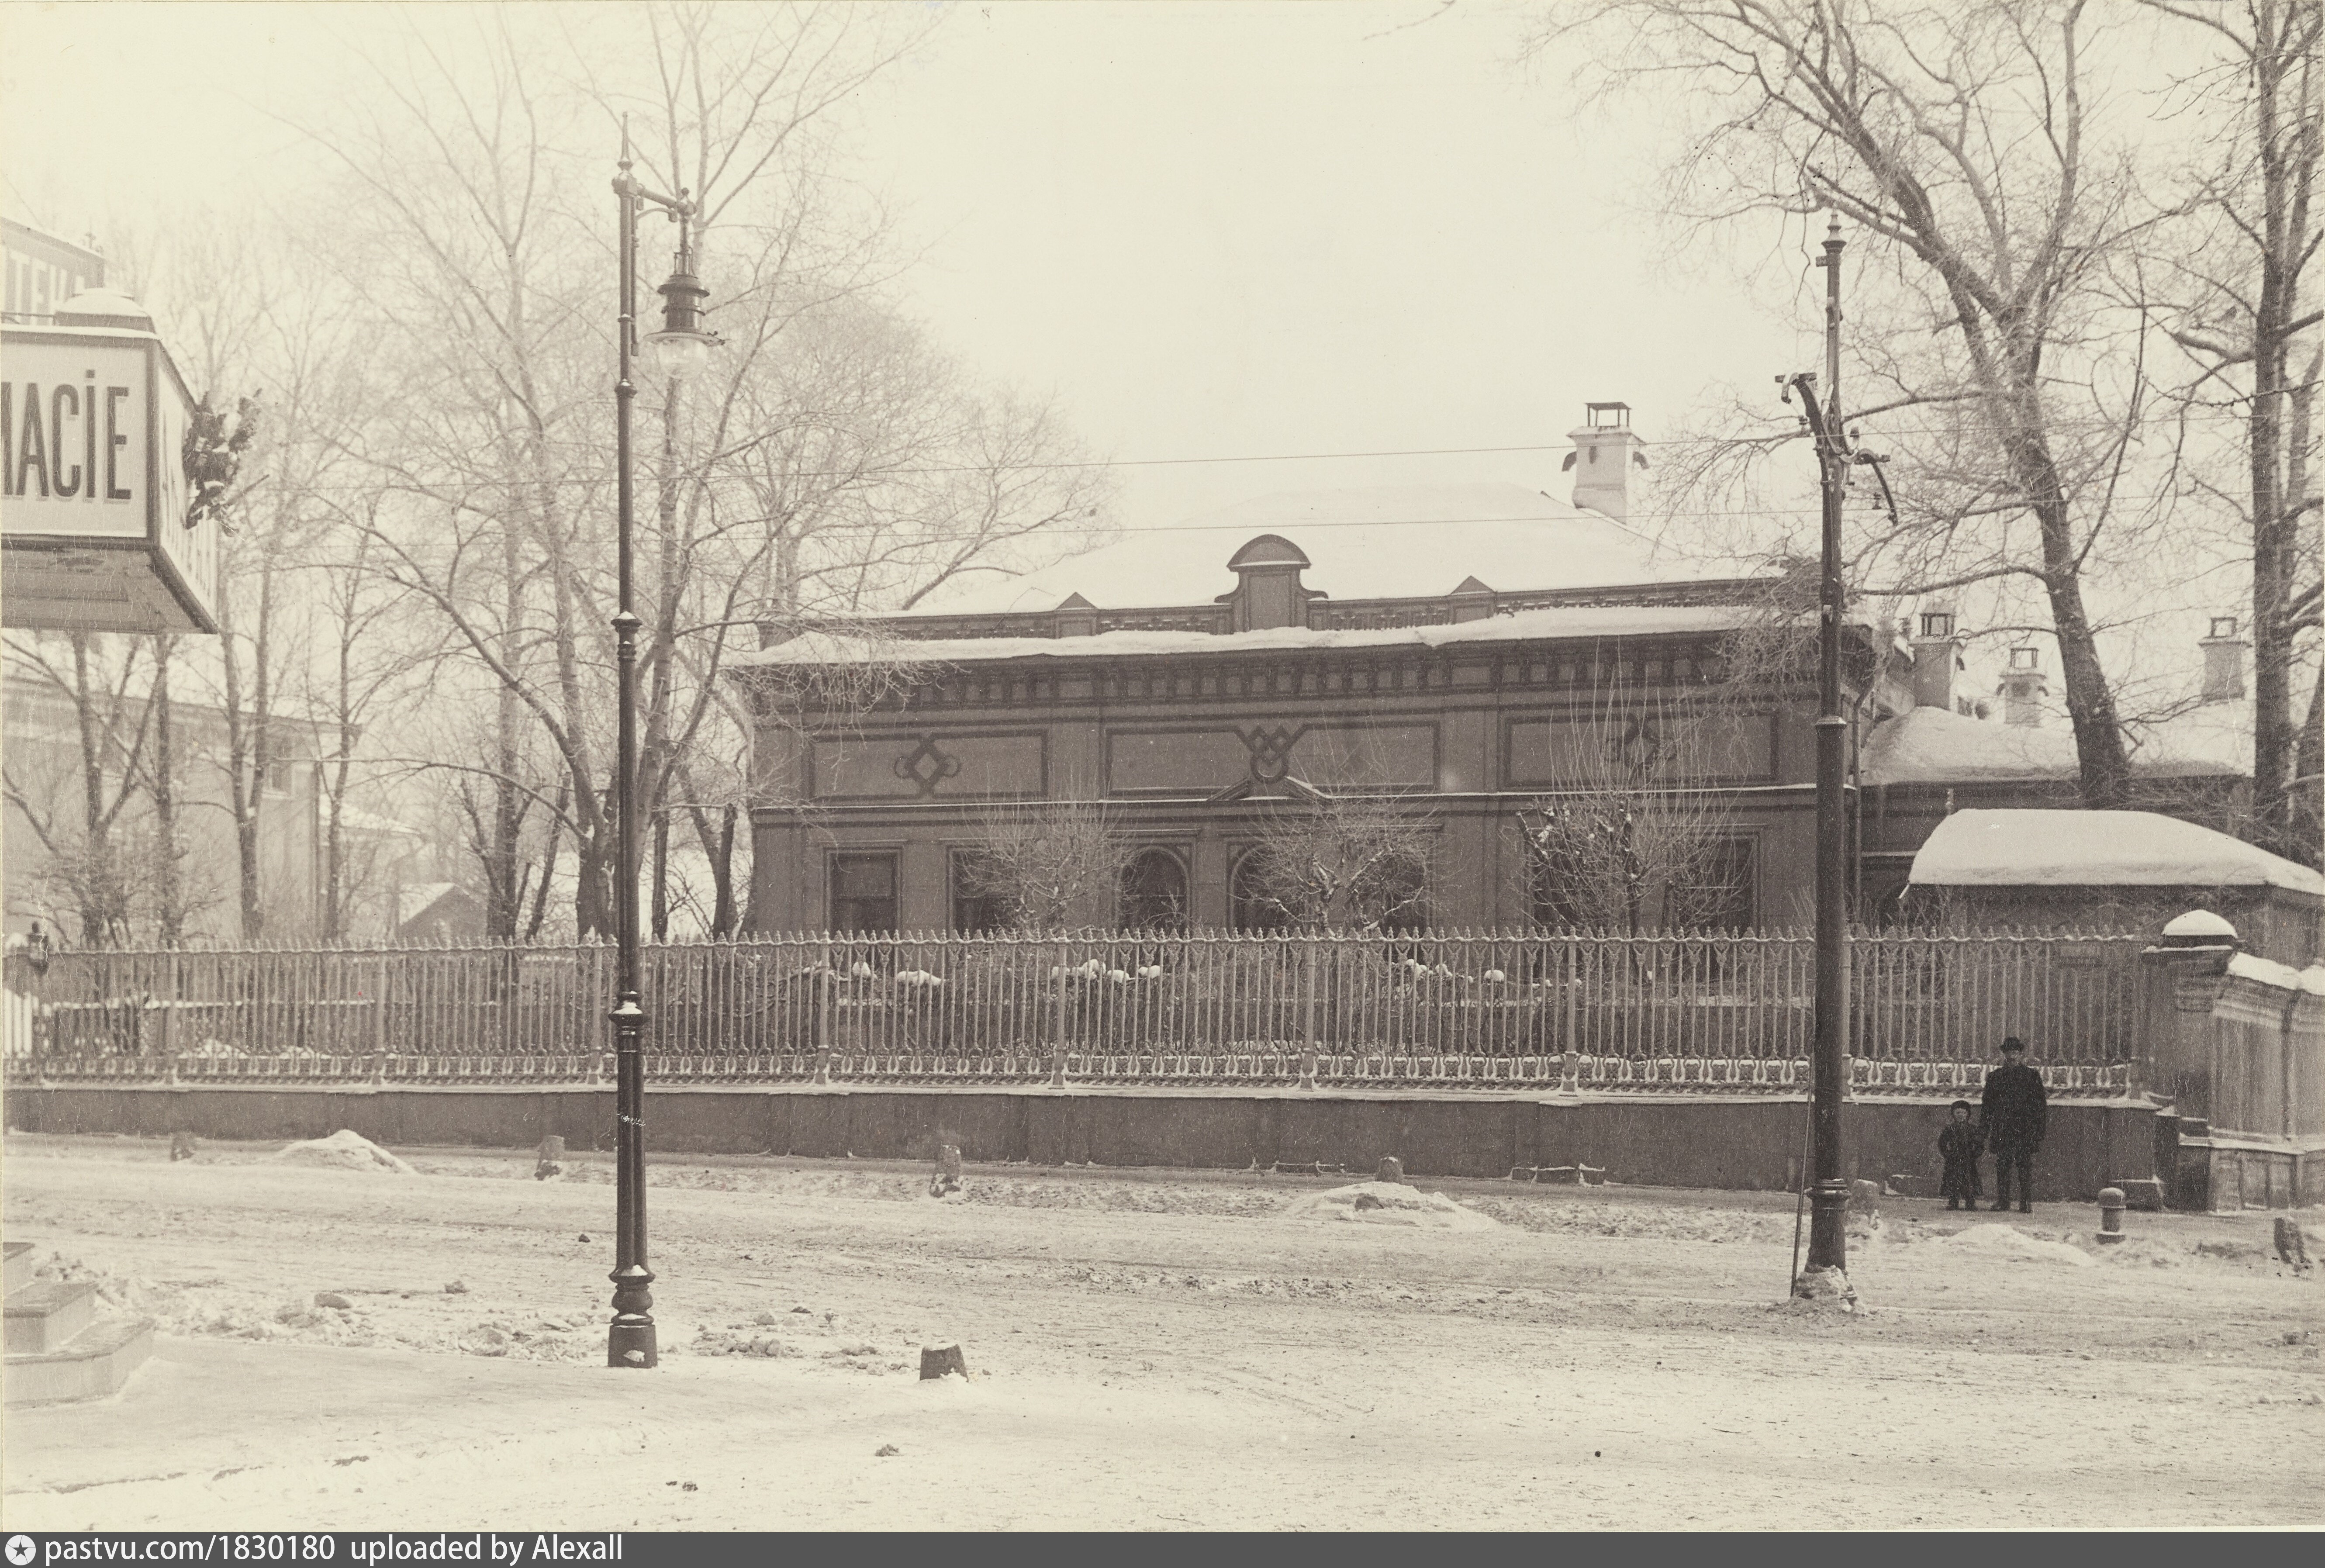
[1366,853,1430,934]
[1118,847,1188,931]
[1233,845,1429,931]
[1230,848,1289,932]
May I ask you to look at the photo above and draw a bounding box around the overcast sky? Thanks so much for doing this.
[1,0,1822,542]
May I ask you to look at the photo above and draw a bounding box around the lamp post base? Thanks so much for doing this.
[1793,1178,1856,1306]
[608,1319,658,1368]
[1790,1265,1857,1307]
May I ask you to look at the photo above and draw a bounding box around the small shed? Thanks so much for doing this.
[1906,809,2324,965]
[395,883,487,943]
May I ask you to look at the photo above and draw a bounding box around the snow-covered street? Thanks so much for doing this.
[3,1133,2319,1530]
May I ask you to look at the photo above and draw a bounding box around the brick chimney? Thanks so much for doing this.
[1223,534,1313,632]
[2200,615,2248,701]
[1999,646,2047,727]
[1911,601,1960,711]
[1564,402,1646,520]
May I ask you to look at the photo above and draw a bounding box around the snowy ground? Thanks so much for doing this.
[3,1133,2320,1530]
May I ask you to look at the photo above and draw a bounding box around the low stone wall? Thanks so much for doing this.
[4,1084,2168,1202]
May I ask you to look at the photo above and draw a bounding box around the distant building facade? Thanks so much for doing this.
[1,218,105,325]
[1859,606,2258,919]
[0,672,413,944]
[733,407,1921,935]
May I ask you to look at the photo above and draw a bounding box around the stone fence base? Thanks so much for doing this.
[3,1083,2185,1204]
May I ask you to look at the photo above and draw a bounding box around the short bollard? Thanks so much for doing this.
[1376,1156,1404,1184]
[929,1142,963,1198]
[2097,1186,2126,1245]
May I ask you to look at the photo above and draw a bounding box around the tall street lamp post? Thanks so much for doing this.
[1780,215,1858,1301]
[608,142,715,1370]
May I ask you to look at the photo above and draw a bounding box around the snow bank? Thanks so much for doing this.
[271,1129,417,1175]
[1281,1181,1500,1232]
[1907,809,2325,894]
[1932,1225,2092,1268]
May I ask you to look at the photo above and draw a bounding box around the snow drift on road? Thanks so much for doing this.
[270,1129,417,1175]
[1931,1225,2093,1267]
[1282,1181,1500,1231]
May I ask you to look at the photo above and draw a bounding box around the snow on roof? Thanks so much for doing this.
[902,483,1760,617]
[335,803,423,840]
[2225,952,2325,995]
[1907,809,2325,895]
[395,882,476,926]
[738,603,1768,670]
[1862,704,2251,786]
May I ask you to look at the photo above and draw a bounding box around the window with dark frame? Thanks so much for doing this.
[1664,838,1756,933]
[1229,849,1289,932]
[1118,847,1188,931]
[829,851,900,933]
[949,848,1010,934]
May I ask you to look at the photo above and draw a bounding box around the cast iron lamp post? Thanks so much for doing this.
[1777,215,1862,1301]
[607,142,715,1369]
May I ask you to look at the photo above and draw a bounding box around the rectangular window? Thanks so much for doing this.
[1665,838,1755,933]
[828,851,899,933]
[949,849,1010,934]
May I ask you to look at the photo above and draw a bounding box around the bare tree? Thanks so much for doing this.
[2143,0,2324,864]
[1,635,153,945]
[283,5,1103,940]
[1543,0,2192,806]
[960,798,1130,932]
[1237,789,1434,932]
[1514,679,1745,936]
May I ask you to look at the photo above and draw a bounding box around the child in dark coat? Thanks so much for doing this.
[1938,1101,1983,1210]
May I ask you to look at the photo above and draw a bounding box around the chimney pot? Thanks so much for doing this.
[1567,402,1646,520]
[1999,646,2047,727]
[1911,601,1960,711]
[2199,615,2247,701]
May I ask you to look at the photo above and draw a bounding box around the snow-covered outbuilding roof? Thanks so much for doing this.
[1862,705,2250,786]
[737,603,1768,670]
[902,483,1760,618]
[1907,809,2325,895]
[395,882,481,928]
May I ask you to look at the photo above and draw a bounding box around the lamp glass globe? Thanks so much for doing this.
[639,330,712,387]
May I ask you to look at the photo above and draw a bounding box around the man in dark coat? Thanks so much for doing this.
[1980,1036,2048,1212]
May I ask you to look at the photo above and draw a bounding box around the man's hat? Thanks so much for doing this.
[1950,1098,1972,1111]
[2001,1036,2027,1053]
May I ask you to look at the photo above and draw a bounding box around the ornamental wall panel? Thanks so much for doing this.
[1504,708,1776,788]
[1105,722,1437,795]
[809,732,1047,801]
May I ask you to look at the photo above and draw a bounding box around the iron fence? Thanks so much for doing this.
[0,927,2147,1087]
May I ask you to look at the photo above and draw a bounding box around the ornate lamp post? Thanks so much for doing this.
[607,142,715,1370]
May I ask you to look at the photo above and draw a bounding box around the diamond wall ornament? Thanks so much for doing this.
[892,735,964,796]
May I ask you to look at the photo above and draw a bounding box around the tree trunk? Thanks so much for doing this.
[651,806,670,942]
[151,636,182,944]
[2245,2,2321,861]
[69,635,117,946]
